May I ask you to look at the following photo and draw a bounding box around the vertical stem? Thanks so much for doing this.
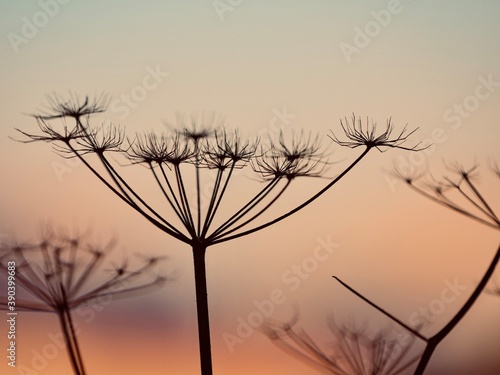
[413,341,435,375]
[65,308,86,375]
[192,244,213,375]
[196,155,202,236]
[58,308,85,375]
[413,242,500,375]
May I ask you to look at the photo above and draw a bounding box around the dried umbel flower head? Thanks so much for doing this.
[76,123,126,155]
[263,315,420,375]
[330,115,424,152]
[36,93,109,120]
[392,161,500,230]
[252,130,328,181]
[0,229,165,313]
[201,129,258,170]
[169,112,220,145]
[0,228,166,375]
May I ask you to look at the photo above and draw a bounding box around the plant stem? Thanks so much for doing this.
[192,244,213,375]
[332,276,426,342]
[413,242,500,375]
[213,147,371,244]
[58,308,85,375]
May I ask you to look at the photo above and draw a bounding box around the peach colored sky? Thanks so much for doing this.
[1,1,500,374]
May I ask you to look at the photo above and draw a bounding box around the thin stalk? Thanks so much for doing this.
[463,176,499,224]
[203,163,238,235]
[413,242,500,375]
[69,252,103,296]
[213,147,372,244]
[64,243,78,292]
[200,168,224,238]
[208,177,280,240]
[64,307,86,375]
[196,154,202,236]
[149,164,190,231]
[192,244,213,375]
[407,184,499,230]
[214,179,291,240]
[58,311,84,375]
[67,143,188,242]
[333,276,427,342]
[454,185,497,223]
[175,165,196,235]
[99,155,184,236]
[159,163,189,225]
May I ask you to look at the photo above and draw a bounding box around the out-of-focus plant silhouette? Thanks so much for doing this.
[15,95,422,375]
[263,313,420,375]
[391,161,500,374]
[0,227,165,375]
[265,161,499,375]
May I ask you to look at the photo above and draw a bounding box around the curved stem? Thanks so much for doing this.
[175,164,196,235]
[208,177,279,240]
[463,176,499,224]
[407,184,499,230]
[196,155,202,236]
[99,155,184,236]
[214,179,291,241]
[67,144,189,242]
[150,164,190,231]
[413,242,500,375]
[159,164,189,225]
[213,147,371,245]
[333,276,427,342]
[201,168,223,238]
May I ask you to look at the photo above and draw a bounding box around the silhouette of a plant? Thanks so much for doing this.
[263,314,420,375]
[266,161,499,375]
[16,95,421,375]
[0,227,165,375]
[328,162,500,374]
[390,161,500,374]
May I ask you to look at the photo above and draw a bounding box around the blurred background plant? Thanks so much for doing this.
[261,160,499,375]
[0,226,166,375]
[263,313,420,375]
[392,161,500,374]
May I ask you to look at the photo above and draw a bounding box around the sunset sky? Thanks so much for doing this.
[1,1,500,374]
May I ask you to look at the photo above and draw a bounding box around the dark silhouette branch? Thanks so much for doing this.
[333,276,427,342]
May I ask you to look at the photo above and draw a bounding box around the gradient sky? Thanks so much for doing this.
[1,1,500,374]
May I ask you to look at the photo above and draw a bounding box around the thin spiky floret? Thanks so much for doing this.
[201,129,258,170]
[168,112,221,144]
[442,160,479,182]
[126,132,175,165]
[76,123,125,155]
[14,116,84,145]
[251,149,328,181]
[129,132,194,166]
[330,115,424,152]
[34,93,108,120]
[275,130,323,162]
[0,229,166,313]
[393,161,500,230]
[252,130,328,181]
[490,161,500,179]
[263,315,419,375]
